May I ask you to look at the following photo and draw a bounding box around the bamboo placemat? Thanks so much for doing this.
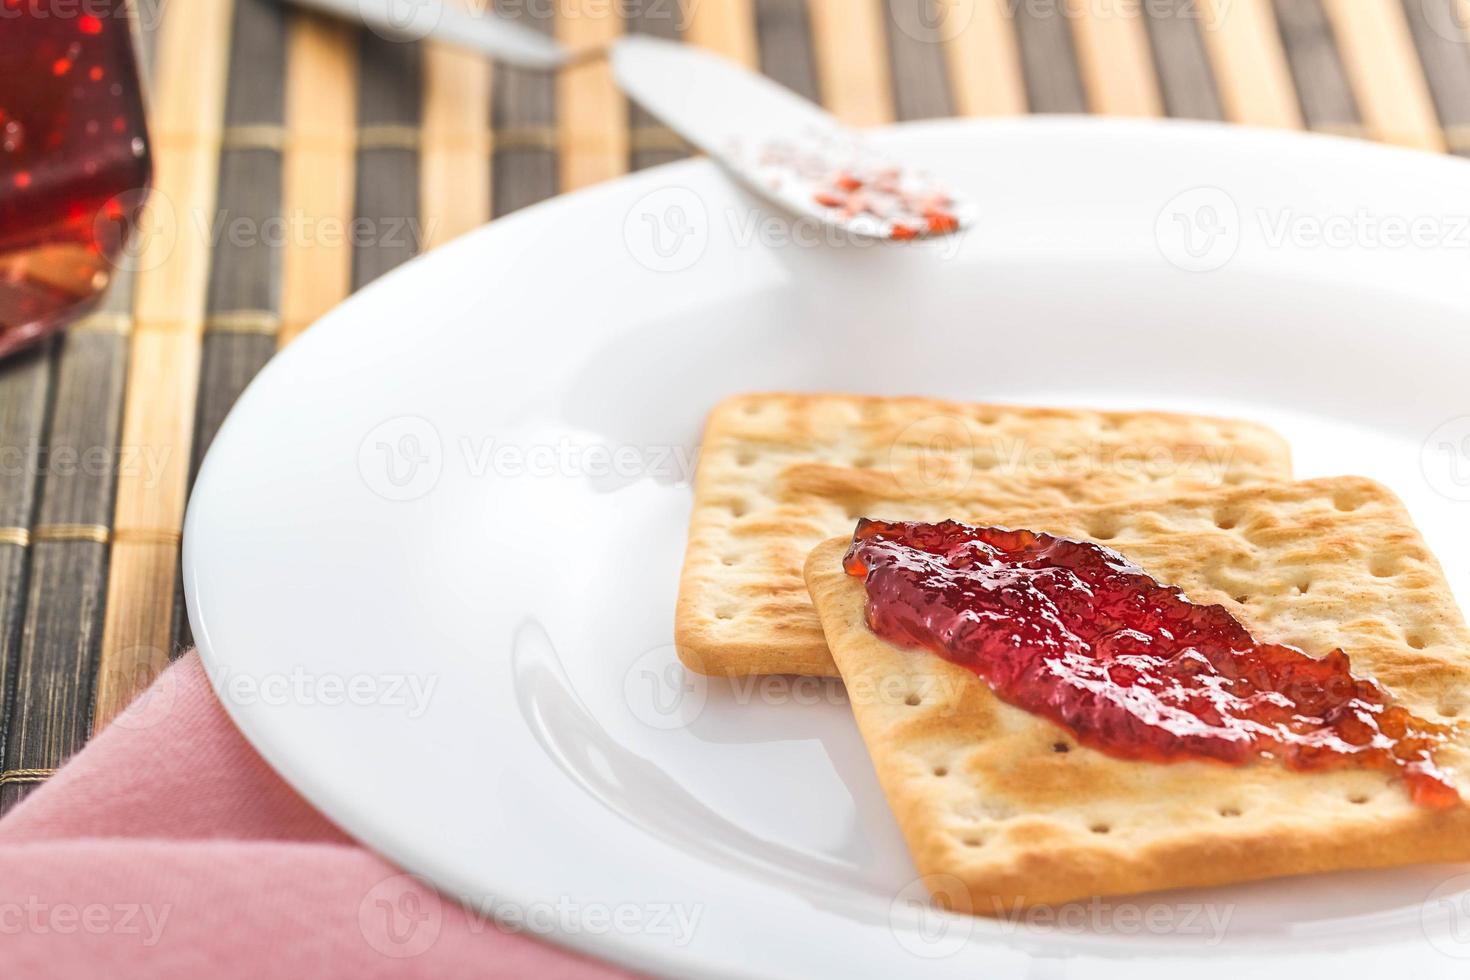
[2,0,1469,812]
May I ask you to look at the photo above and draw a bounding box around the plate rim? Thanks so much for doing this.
[183,114,1470,978]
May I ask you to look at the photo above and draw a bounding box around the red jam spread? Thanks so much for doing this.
[810,168,959,240]
[843,519,1460,808]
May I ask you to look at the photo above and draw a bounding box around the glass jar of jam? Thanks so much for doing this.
[0,0,152,358]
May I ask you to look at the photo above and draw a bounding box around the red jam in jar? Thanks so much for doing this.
[844,519,1461,808]
[0,0,151,356]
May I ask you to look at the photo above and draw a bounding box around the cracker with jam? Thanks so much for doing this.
[803,476,1470,909]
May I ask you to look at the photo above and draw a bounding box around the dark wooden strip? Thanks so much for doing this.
[1273,0,1361,133]
[0,541,107,813]
[0,341,57,811]
[222,0,288,127]
[1402,0,1470,155]
[206,150,285,316]
[1145,0,1225,119]
[754,0,821,101]
[629,0,685,172]
[1,329,126,813]
[1012,0,1087,113]
[353,147,422,288]
[28,334,129,531]
[172,154,284,655]
[884,0,956,120]
[358,33,424,127]
[492,0,558,217]
[354,34,423,289]
[153,542,180,657]
[0,347,55,533]
[187,332,277,478]
[172,0,290,652]
[171,331,279,653]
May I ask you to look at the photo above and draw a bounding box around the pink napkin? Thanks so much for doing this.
[0,653,634,979]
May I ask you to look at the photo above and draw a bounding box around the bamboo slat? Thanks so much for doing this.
[492,1,558,217]
[182,128,288,652]
[557,0,628,190]
[1320,0,1445,151]
[1198,0,1303,128]
[278,15,359,347]
[1144,0,1224,119]
[421,43,493,249]
[1068,0,1163,116]
[0,349,51,541]
[1272,0,1361,135]
[352,35,423,289]
[807,0,895,125]
[7,550,103,810]
[187,0,289,586]
[686,0,758,67]
[0,344,53,798]
[3,281,140,804]
[629,0,688,171]
[886,0,956,120]
[753,0,821,100]
[943,0,1027,117]
[93,0,236,728]
[1403,0,1470,156]
[1012,0,1088,112]
[2,331,127,811]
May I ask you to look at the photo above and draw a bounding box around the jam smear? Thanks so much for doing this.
[807,167,960,240]
[745,131,965,241]
[843,519,1461,808]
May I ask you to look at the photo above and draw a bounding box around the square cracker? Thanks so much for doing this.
[677,392,1292,678]
[803,476,1470,910]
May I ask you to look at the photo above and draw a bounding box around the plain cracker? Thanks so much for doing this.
[803,476,1470,910]
[678,392,1293,677]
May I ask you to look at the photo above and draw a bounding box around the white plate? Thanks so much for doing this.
[184,117,1470,978]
